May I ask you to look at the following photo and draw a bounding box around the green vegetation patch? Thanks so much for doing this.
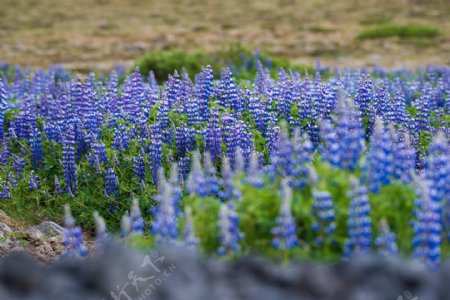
[357,24,440,40]
[134,44,315,81]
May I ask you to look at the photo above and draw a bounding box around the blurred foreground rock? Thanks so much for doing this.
[0,244,447,300]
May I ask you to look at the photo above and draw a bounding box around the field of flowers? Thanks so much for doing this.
[0,61,449,270]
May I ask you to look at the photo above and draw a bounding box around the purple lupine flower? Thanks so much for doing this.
[149,124,163,185]
[238,125,254,171]
[222,114,239,168]
[425,132,450,204]
[130,193,144,235]
[0,186,10,199]
[248,93,269,135]
[375,219,398,257]
[54,175,62,194]
[392,131,415,183]
[415,83,432,132]
[254,60,268,96]
[185,96,201,126]
[133,155,146,182]
[156,93,170,129]
[202,152,221,197]
[151,179,179,244]
[196,65,214,122]
[374,80,390,119]
[269,121,293,178]
[166,71,182,108]
[290,129,313,188]
[343,179,372,258]
[62,126,77,195]
[412,176,442,270]
[12,154,25,180]
[176,124,196,158]
[178,156,190,185]
[91,140,108,165]
[220,156,241,201]
[333,97,364,171]
[354,74,373,118]
[0,77,8,139]
[29,170,40,191]
[217,68,240,112]
[320,118,340,167]
[205,109,222,162]
[275,69,293,120]
[130,67,148,125]
[62,205,88,258]
[366,119,395,193]
[423,131,450,241]
[0,139,9,166]
[218,200,242,255]
[105,71,119,120]
[104,167,119,198]
[246,151,264,188]
[393,88,408,128]
[271,179,299,250]
[312,190,336,247]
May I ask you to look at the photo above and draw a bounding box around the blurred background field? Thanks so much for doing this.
[0,0,449,71]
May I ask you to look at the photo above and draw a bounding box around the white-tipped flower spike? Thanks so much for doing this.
[63,205,88,258]
[130,192,144,235]
[140,179,146,192]
[271,178,298,250]
[94,156,102,174]
[218,201,242,256]
[157,167,166,192]
[54,175,62,194]
[235,147,245,174]
[94,211,108,243]
[151,180,178,244]
[308,165,319,185]
[222,155,232,178]
[375,218,398,257]
[220,155,241,201]
[112,151,119,166]
[64,204,75,228]
[246,151,264,188]
[169,163,178,186]
[121,211,131,238]
[183,206,198,249]
[186,150,203,196]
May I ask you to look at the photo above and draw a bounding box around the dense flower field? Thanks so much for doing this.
[0,63,449,269]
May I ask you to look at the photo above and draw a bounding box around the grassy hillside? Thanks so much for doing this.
[0,0,449,69]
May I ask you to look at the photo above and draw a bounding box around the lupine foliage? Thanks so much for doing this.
[1,62,450,269]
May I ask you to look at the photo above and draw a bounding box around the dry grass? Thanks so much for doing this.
[0,0,449,70]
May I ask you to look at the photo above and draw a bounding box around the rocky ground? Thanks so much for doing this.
[0,209,92,263]
[0,210,446,299]
[0,243,447,300]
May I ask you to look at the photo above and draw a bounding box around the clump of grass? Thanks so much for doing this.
[357,24,439,40]
[134,44,315,81]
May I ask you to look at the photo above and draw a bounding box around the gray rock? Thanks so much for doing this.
[0,222,12,234]
[0,245,446,299]
[0,241,19,254]
[31,221,64,237]
[26,227,44,241]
